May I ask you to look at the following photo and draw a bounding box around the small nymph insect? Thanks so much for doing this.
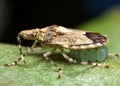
[5,25,118,79]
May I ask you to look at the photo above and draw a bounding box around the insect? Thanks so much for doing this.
[4,25,118,79]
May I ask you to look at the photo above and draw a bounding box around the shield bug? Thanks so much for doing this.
[4,25,118,79]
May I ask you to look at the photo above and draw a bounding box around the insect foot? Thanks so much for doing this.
[91,63,109,68]
[108,53,119,57]
[4,25,117,78]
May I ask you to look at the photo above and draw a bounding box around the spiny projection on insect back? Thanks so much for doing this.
[4,25,118,79]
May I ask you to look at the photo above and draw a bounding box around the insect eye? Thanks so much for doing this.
[31,32,37,37]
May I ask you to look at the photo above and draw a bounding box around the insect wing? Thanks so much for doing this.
[46,28,108,49]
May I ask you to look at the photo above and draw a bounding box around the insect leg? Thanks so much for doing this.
[91,63,109,68]
[27,40,40,53]
[4,38,38,67]
[60,49,77,63]
[43,48,62,79]
[108,53,119,57]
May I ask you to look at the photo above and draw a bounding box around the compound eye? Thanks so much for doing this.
[31,32,37,38]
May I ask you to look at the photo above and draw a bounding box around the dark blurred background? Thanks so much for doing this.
[0,0,120,44]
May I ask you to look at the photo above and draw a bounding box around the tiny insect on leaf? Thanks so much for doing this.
[4,25,118,79]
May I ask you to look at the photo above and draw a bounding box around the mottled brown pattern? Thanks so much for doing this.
[44,26,108,49]
[18,25,108,49]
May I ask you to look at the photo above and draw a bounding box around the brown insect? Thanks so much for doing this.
[4,25,118,79]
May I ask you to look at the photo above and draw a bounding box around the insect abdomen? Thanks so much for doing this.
[69,46,108,63]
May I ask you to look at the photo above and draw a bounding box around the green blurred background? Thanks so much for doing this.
[78,6,120,54]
